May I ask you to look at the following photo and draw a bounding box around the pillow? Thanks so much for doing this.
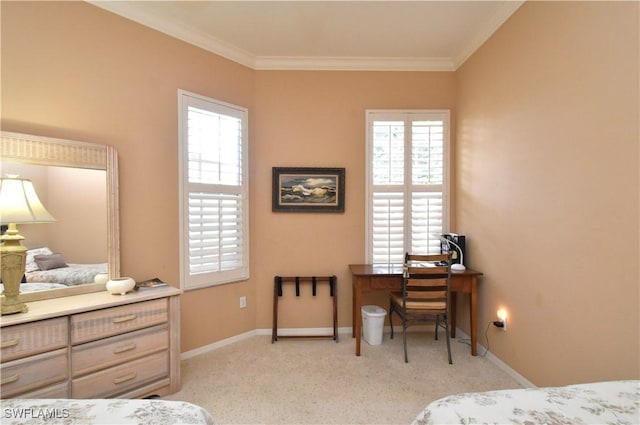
[25,247,53,272]
[34,253,69,271]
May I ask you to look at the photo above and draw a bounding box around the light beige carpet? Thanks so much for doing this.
[164,332,522,424]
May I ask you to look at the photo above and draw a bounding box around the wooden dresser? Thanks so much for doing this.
[0,286,181,399]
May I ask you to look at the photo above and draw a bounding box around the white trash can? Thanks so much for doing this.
[362,305,387,345]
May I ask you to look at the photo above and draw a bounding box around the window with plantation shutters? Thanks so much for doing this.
[178,90,249,289]
[365,110,450,264]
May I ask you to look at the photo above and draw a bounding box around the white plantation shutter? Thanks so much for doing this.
[411,192,444,254]
[179,90,249,289]
[188,192,243,273]
[372,192,405,264]
[366,110,449,264]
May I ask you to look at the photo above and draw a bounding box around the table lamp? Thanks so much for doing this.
[0,176,55,315]
[440,237,466,272]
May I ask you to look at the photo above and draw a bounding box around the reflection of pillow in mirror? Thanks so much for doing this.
[34,253,69,271]
[25,247,53,272]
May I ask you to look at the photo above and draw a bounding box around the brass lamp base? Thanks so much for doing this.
[1,223,29,315]
[1,294,28,315]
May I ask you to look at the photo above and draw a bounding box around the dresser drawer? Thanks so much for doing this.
[0,348,68,398]
[0,317,67,362]
[72,324,168,377]
[72,351,168,398]
[71,299,168,344]
[16,382,69,399]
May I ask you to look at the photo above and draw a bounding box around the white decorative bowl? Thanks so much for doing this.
[106,277,136,295]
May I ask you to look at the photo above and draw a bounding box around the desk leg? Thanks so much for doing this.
[352,279,356,338]
[450,291,457,339]
[470,276,478,356]
[353,277,363,356]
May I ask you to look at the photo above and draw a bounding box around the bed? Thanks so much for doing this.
[412,380,639,425]
[24,247,108,287]
[0,399,216,425]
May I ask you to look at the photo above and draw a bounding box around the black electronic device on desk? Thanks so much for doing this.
[441,233,466,272]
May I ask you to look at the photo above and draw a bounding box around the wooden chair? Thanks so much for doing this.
[389,252,453,364]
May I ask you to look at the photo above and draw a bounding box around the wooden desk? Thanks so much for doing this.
[349,264,482,357]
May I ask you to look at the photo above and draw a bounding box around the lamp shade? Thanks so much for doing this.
[0,177,56,224]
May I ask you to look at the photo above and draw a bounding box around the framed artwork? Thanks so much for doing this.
[272,167,345,212]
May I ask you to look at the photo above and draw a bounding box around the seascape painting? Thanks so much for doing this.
[272,167,345,212]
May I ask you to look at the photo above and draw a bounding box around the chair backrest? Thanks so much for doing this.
[402,253,451,310]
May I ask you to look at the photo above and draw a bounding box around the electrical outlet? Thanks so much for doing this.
[239,296,247,309]
[495,308,507,331]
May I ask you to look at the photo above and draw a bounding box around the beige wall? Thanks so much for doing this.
[252,71,456,331]
[2,1,638,386]
[1,1,256,345]
[456,1,639,385]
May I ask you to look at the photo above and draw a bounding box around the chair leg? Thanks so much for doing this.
[444,315,453,365]
[402,320,409,363]
[389,302,394,340]
[434,317,439,341]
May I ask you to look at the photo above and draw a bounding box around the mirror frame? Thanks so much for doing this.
[1,131,120,301]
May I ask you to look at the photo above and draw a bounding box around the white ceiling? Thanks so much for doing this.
[90,1,524,71]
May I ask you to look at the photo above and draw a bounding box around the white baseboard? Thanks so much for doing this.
[180,327,351,360]
[181,330,258,360]
[181,326,535,389]
[454,328,535,388]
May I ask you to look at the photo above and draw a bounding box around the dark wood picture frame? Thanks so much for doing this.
[272,167,345,212]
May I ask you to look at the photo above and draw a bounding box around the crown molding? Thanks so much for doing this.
[89,1,255,68]
[253,56,456,72]
[89,0,522,72]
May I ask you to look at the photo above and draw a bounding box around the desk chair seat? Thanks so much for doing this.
[389,252,453,364]
[389,293,446,311]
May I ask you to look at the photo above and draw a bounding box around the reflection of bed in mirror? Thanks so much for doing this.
[0,131,119,302]
[0,244,105,293]
[25,263,107,286]
[23,246,107,287]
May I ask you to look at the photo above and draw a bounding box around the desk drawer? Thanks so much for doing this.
[72,324,168,377]
[72,351,168,398]
[71,299,168,344]
[0,318,67,362]
[0,348,68,398]
[369,276,401,290]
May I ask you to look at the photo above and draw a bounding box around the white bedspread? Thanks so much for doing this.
[412,380,639,425]
[2,282,68,293]
[0,399,216,425]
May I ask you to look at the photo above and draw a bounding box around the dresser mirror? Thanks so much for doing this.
[0,131,119,302]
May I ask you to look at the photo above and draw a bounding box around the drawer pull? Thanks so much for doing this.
[113,314,137,324]
[1,339,19,349]
[1,374,19,385]
[113,343,137,354]
[113,372,137,385]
